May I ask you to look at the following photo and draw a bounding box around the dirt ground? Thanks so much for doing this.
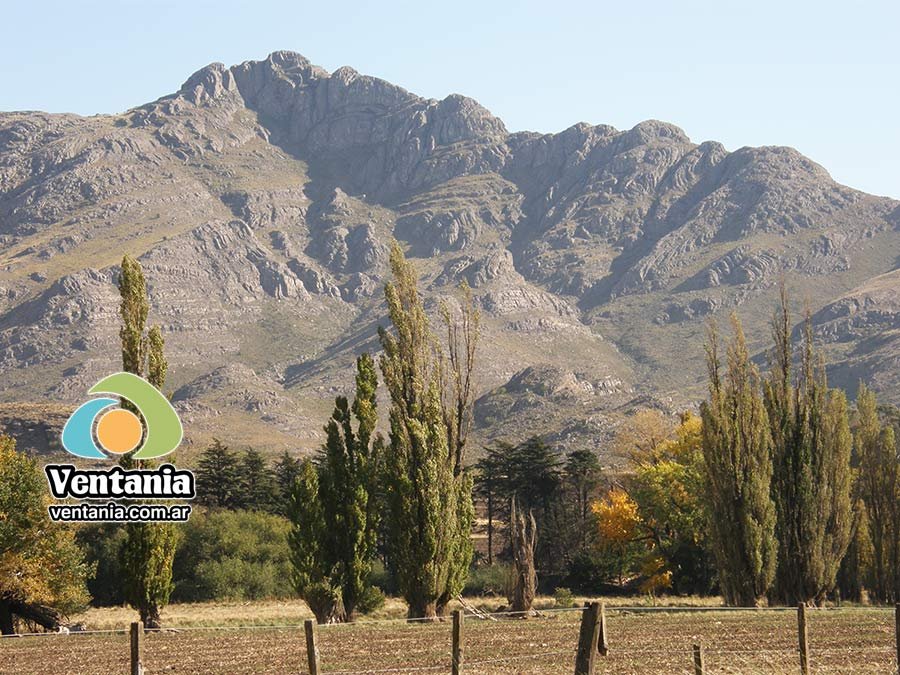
[1,606,895,674]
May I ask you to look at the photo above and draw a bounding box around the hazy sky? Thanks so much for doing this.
[2,1,897,198]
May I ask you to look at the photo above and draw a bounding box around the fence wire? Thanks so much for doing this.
[0,605,896,674]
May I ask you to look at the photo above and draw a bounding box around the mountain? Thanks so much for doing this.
[1,51,898,461]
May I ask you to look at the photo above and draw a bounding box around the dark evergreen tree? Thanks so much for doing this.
[563,449,603,550]
[194,439,242,509]
[238,448,279,512]
[273,450,302,515]
[288,460,343,624]
[473,450,505,565]
[287,355,382,622]
[316,353,382,620]
[474,438,566,581]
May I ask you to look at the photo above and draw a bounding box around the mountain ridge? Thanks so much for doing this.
[1,51,897,459]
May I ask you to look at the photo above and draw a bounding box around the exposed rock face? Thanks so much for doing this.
[1,51,898,455]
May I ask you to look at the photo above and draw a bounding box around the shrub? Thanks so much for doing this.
[564,550,616,594]
[368,560,399,596]
[553,586,575,608]
[77,524,128,606]
[463,564,511,596]
[356,585,386,615]
[172,509,293,601]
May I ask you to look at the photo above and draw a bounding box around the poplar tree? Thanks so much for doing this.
[378,242,474,619]
[700,315,777,606]
[855,383,900,602]
[288,355,382,621]
[117,254,179,629]
[764,291,853,605]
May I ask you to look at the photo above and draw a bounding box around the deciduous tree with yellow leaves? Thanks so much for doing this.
[0,435,91,634]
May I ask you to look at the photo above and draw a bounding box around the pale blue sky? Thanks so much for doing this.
[2,0,897,198]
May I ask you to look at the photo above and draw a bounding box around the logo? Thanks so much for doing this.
[62,372,183,460]
[46,372,193,523]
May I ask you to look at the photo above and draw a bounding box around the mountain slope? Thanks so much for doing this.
[1,51,897,458]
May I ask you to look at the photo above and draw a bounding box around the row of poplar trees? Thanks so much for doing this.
[701,287,899,606]
[289,242,480,622]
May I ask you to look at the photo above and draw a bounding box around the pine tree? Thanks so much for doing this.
[563,450,603,547]
[238,448,278,512]
[116,254,179,629]
[273,451,302,515]
[378,242,474,619]
[194,439,242,509]
[474,450,504,565]
[700,315,777,606]
[764,291,853,605]
[855,384,900,603]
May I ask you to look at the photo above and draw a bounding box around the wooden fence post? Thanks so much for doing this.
[895,603,899,672]
[597,602,608,656]
[452,609,463,675]
[574,602,602,675]
[304,619,320,675]
[797,602,809,675]
[692,643,704,675]
[130,621,143,675]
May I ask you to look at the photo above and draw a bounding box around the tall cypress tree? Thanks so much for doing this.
[288,459,342,624]
[378,242,474,619]
[700,315,777,606]
[116,254,179,629]
[317,353,381,620]
[288,354,382,622]
[764,291,853,605]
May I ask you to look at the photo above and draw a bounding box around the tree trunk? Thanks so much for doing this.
[436,592,451,618]
[407,597,438,621]
[486,493,494,566]
[140,603,162,630]
[6,598,61,633]
[0,601,14,635]
[509,498,537,615]
[307,589,345,625]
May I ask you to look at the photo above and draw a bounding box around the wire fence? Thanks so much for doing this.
[0,604,896,674]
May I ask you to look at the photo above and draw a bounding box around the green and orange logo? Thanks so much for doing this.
[62,372,182,460]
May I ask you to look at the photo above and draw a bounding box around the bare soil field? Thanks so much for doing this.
[1,605,896,674]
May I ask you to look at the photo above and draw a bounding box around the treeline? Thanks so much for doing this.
[699,295,899,606]
[523,291,897,608]
[2,249,899,634]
